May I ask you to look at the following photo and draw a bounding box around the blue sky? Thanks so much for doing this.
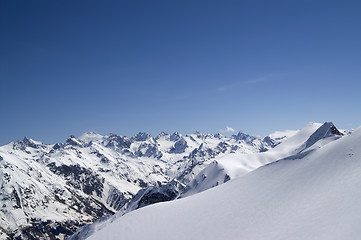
[1,0,361,145]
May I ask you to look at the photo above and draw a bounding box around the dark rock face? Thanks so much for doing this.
[66,187,114,219]
[47,163,104,198]
[135,143,163,159]
[169,138,188,154]
[155,131,169,140]
[66,136,84,148]
[232,131,258,143]
[224,174,231,183]
[131,132,152,142]
[216,142,229,153]
[188,144,219,159]
[22,137,40,149]
[106,187,129,211]
[330,124,343,136]
[9,219,85,240]
[53,143,63,150]
[12,187,21,209]
[104,134,131,151]
[170,132,182,142]
[13,137,42,152]
[262,136,279,148]
[124,180,185,211]
[137,192,173,208]
[305,122,342,149]
[213,133,223,139]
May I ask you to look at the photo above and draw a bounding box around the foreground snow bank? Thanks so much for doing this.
[87,126,361,240]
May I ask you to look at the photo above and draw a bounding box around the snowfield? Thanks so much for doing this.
[86,124,361,240]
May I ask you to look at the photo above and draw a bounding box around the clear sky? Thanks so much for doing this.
[1,0,361,145]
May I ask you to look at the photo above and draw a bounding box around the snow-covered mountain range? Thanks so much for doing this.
[1,122,353,240]
[0,129,274,239]
[80,122,361,240]
[70,122,361,240]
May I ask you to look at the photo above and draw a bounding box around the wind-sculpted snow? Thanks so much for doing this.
[0,129,272,239]
[86,124,360,240]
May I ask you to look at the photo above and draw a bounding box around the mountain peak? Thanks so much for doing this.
[304,122,342,149]
[104,134,131,150]
[156,131,169,139]
[14,137,42,149]
[213,133,224,139]
[132,132,153,142]
[232,131,258,142]
[192,130,202,138]
[170,132,182,142]
[66,135,84,147]
[327,122,343,136]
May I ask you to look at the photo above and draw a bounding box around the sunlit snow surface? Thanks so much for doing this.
[87,124,360,240]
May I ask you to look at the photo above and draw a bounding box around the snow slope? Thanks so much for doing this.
[183,122,343,196]
[87,124,360,240]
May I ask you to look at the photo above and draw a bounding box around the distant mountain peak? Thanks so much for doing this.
[232,131,258,143]
[213,133,224,139]
[156,131,169,139]
[103,134,131,150]
[66,135,84,147]
[13,137,42,150]
[132,132,153,142]
[169,138,188,154]
[170,132,182,142]
[22,137,41,146]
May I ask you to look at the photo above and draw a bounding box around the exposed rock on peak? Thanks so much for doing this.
[213,133,224,139]
[169,138,188,154]
[156,131,169,140]
[262,136,279,148]
[53,143,64,150]
[13,137,43,151]
[170,132,182,142]
[103,134,131,151]
[66,135,84,147]
[131,132,153,142]
[305,122,342,149]
[135,143,163,159]
[232,131,258,143]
